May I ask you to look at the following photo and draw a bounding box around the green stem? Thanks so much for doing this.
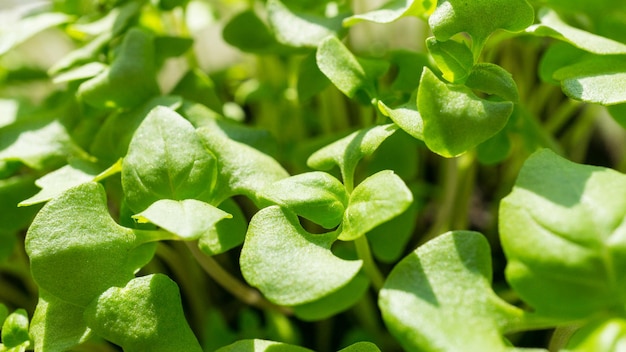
[185,241,292,315]
[354,235,385,291]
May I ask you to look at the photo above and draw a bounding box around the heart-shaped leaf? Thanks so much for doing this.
[379,231,527,352]
[240,206,363,306]
[1,309,30,350]
[132,199,232,240]
[377,100,424,141]
[500,149,626,319]
[122,106,217,213]
[258,171,348,229]
[84,274,202,352]
[465,63,519,103]
[417,67,513,157]
[428,0,534,52]
[340,170,412,241]
[25,182,157,306]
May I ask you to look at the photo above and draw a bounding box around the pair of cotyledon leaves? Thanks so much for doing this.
[381,149,626,351]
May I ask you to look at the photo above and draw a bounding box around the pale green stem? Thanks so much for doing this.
[185,241,292,315]
[354,235,385,291]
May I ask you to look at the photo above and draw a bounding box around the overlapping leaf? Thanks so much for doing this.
[379,231,527,351]
[343,0,435,26]
[500,149,626,319]
[122,106,217,212]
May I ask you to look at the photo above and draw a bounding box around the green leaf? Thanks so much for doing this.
[565,317,626,352]
[377,100,424,141]
[240,206,363,306]
[608,104,626,129]
[538,42,587,85]
[267,0,347,48]
[154,35,194,63]
[132,199,232,240]
[465,63,519,103]
[19,158,108,206]
[388,50,431,93]
[379,231,525,352]
[90,95,183,164]
[196,126,289,206]
[197,198,247,256]
[215,339,313,352]
[500,149,626,319]
[121,106,217,212]
[316,36,378,100]
[428,0,534,52]
[25,182,156,306]
[78,27,160,109]
[171,69,223,113]
[0,176,39,233]
[343,0,435,26]
[527,8,626,55]
[30,290,91,352]
[339,170,412,241]
[0,117,76,170]
[222,10,287,54]
[51,62,107,84]
[1,309,30,350]
[84,274,202,352]
[291,272,369,321]
[258,172,348,229]
[0,12,71,56]
[426,37,474,83]
[297,52,330,102]
[552,56,626,105]
[338,341,381,352]
[417,67,513,157]
[307,124,398,189]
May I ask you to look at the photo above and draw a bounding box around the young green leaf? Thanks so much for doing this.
[316,36,378,100]
[25,182,156,306]
[196,126,289,206]
[527,8,626,55]
[0,117,77,170]
[132,199,232,240]
[30,289,91,352]
[417,67,513,157]
[222,10,288,54]
[240,206,363,306]
[428,0,534,53]
[84,274,202,352]
[552,56,626,105]
[307,124,398,189]
[1,309,30,350]
[379,231,526,352]
[78,27,160,109]
[339,170,412,241]
[51,62,107,84]
[171,69,223,113]
[122,106,217,212]
[258,171,348,229]
[215,339,313,352]
[267,0,347,48]
[426,37,474,83]
[19,158,108,206]
[538,42,588,85]
[377,100,423,141]
[291,272,369,321]
[90,95,182,164]
[197,198,247,256]
[465,63,520,103]
[500,149,626,319]
[343,0,435,26]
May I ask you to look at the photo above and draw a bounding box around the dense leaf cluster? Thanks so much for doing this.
[1,0,626,351]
